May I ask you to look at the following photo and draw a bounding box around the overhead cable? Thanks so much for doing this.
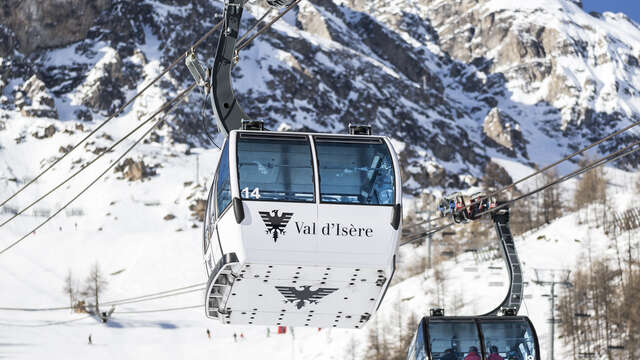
[400,140,640,246]
[0,20,223,212]
[404,119,640,231]
[0,84,196,256]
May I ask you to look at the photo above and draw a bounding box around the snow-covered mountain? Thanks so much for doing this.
[2,0,639,190]
[1,0,640,359]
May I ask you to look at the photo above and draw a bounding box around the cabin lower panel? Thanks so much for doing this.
[207,262,390,328]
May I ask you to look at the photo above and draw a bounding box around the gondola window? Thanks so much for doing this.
[315,139,394,205]
[428,321,480,360]
[237,136,315,202]
[216,142,232,216]
[479,320,537,360]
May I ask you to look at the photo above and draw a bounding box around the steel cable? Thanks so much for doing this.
[0,20,223,212]
[0,315,92,327]
[400,140,640,246]
[403,119,640,231]
[0,84,196,256]
[0,86,195,229]
[114,304,202,314]
[235,0,302,52]
[236,7,274,46]
[0,282,205,312]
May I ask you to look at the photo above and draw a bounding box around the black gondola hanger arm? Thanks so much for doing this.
[209,0,251,137]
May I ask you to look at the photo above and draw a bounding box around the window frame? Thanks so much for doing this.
[421,317,540,360]
[235,133,317,204]
[478,318,539,360]
[427,318,483,360]
[313,135,396,207]
[215,139,233,219]
[203,181,214,253]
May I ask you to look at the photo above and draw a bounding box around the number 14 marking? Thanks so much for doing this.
[242,187,261,199]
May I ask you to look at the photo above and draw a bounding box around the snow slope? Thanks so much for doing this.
[0,108,638,359]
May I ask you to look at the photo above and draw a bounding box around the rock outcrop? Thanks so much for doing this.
[17,75,58,119]
[114,158,157,182]
[0,0,112,54]
[32,124,57,139]
[189,199,206,222]
[482,108,527,158]
[73,49,138,114]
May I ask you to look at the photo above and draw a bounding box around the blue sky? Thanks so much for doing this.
[582,0,640,23]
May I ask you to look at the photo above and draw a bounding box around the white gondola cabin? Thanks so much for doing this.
[203,128,402,328]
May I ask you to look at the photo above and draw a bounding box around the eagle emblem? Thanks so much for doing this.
[259,210,293,242]
[275,285,338,309]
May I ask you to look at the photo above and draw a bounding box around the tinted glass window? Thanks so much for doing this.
[406,332,417,360]
[216,141,231,217]
[407,322,426,360]
[416,321,427,360]
[237,136,314,202]
[429,321,481,360]
[480,320,537,360]
[315,139,394,205]
[204,185,213,252]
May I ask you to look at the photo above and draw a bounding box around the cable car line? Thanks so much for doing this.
[0,315,92,327]
[0,87,197,230]
[235,0,302,53]
[0,282,205,312]
[102,288,205,307]
[0,84,196,256]
[236,7,274,48]
[403,118,640,231]
[101,282,205,306]
[473,139,640,220]
[0,19,224,213]
[113,304,202,314]
[400,139,640,246]
[0,305,202,327]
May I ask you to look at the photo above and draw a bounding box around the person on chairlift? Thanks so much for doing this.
[464,346,481,360]
[488,345,505,360]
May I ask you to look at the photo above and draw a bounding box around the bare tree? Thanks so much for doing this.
[62,269,76,310]
[345,336,360,360]
[83,262,108,317]
[573,161,607,224]
[541,169,562,224]
[432,264,447,309]
[365,317,387,360]
[450,290,465,316]
[558,255,639,360]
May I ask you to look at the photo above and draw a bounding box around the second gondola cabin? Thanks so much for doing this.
[407,315,540,360]
[203,125,402,328]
